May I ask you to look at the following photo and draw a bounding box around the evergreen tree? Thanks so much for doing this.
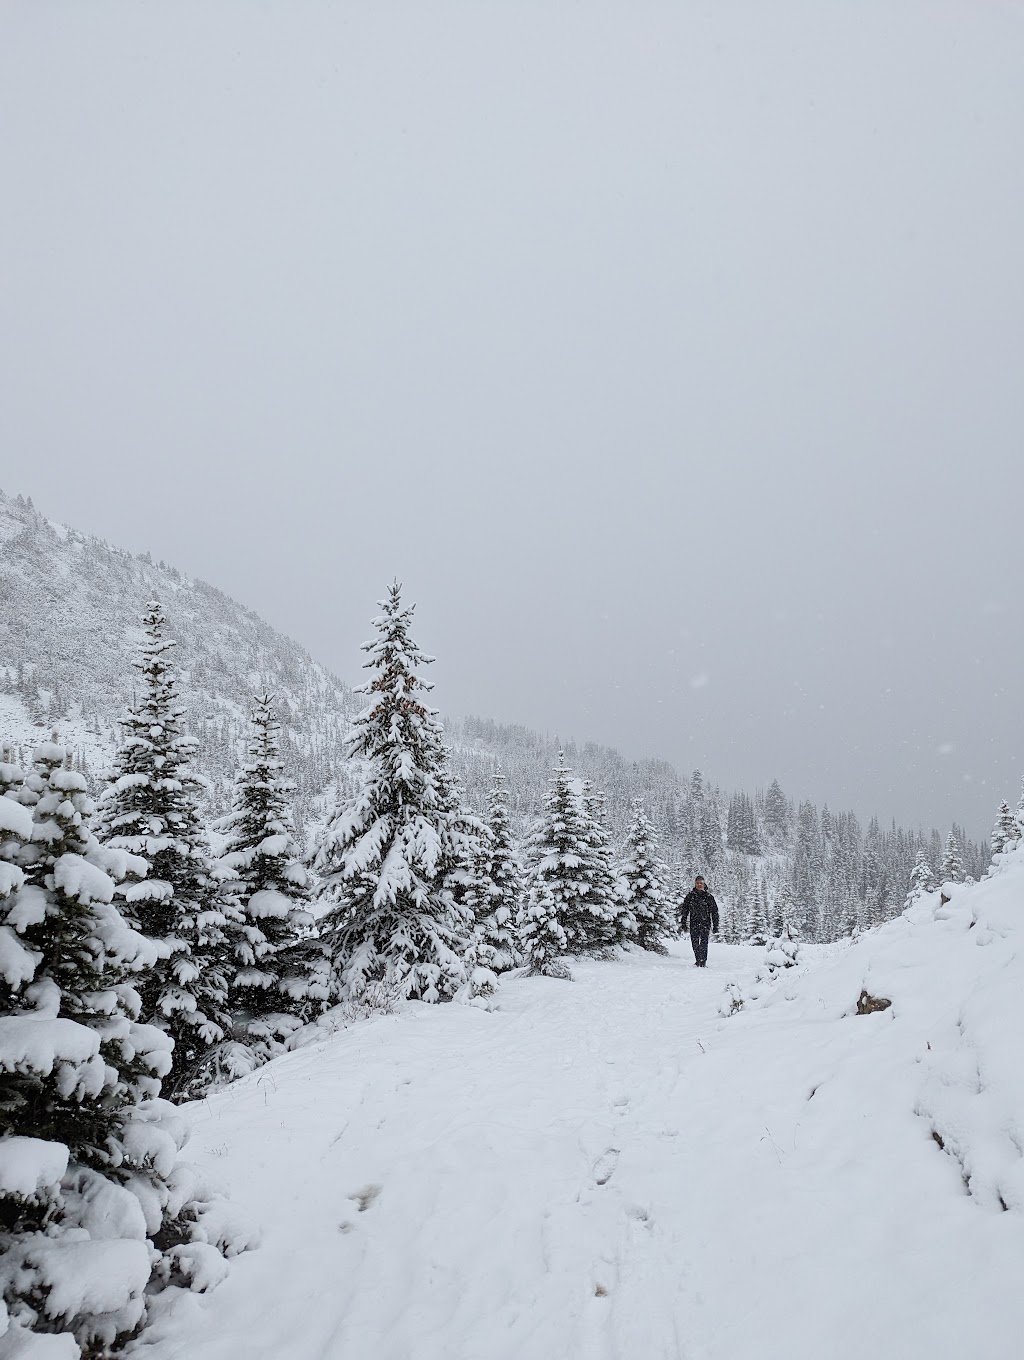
[471,771,521,972]
[939,831,963,884]
[763,778,791,847]
[313,584,470,1003]
[768,880,790,939]
[745,879,769,945]
[455,934,500,1010]
[519,753,590,979]
[1,743,239,1354]
[97,603,230,1100]
[215,695,328,1076]
[839,884,861,937]
[695,774,724,876]
[578,783,622,950]
[764,919,802,973]
[904,848,934,909]
[990,799,1019,858]
[791,801,821,936]
[727,792,760,855]
[434,758,487,933]
[619,799,673,953]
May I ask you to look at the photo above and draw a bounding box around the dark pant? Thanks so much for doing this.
[690,924,710,966]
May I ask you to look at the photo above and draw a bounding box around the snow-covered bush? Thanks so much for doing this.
[763,921,802,975]
[719,981,746,1017]
[455,936,500,1011]
[719,921,804,1018]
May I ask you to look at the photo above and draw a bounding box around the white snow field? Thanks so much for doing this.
[138,863,1024,1360]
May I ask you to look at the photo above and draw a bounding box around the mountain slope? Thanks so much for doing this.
[0,487,360,832]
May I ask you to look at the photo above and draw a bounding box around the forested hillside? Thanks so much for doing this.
[0,486,989,940]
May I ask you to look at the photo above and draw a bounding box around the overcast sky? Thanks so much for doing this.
[2,0,1022,837]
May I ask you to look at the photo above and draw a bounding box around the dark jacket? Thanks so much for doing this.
[680,888,719,934]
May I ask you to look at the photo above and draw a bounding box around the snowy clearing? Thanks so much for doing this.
[136,864,1024,1360]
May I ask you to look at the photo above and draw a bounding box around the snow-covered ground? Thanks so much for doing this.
[137,865,1024,1360]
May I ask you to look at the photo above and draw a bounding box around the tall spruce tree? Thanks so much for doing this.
[991,799,1019,858]
[578,783,622,950]
[763,778,791,847]
[97,602,229,1099]
[471,771,521,972]
[745,878,769,945]
[313,584,471,1003]
[216,695,327,1075]
[939,832,963,885]
[519,752,590,979]
[619,799,673,953]
[1,743,240,1354]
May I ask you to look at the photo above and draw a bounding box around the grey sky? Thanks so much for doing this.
[2,1,1022,837]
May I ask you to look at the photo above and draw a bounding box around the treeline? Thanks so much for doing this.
[448,725,990,942]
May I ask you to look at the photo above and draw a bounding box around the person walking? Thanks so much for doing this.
[680,875,719,967]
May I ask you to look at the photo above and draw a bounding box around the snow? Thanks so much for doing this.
[29,1238,151,1323]
[0,1138,69,1199]
[136,851,1024,1360]
[0,1015,102,1088]
[0,1330,80,1360]
[0,927,38,990]
[0,797,33,840]
[244,890,292,921]
[0,864,25,899]
[52,854,114,906]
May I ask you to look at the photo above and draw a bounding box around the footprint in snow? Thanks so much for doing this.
[348,1183,383,1212]
[593,1149,619,1186]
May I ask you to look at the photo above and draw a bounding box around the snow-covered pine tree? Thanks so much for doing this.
[939,831,963,885]
[904,848,934,909]
[434,757,487,936]
[578,783,623,951]
[745,879,769,946]
[454,934,500,1010]
[313,584,470,1004]
[470,771,521,972]
[619,799,673,953]
[518,752,591,979]
[215,695,328,1078]
[764,918,802,974]
[97,602,230,1100]
[763,778,790,845]
[769,880,791,939]
[0,743,245,1355]
[991,799,1020,858]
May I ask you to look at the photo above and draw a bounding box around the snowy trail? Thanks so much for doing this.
[140,940,1024,1360]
